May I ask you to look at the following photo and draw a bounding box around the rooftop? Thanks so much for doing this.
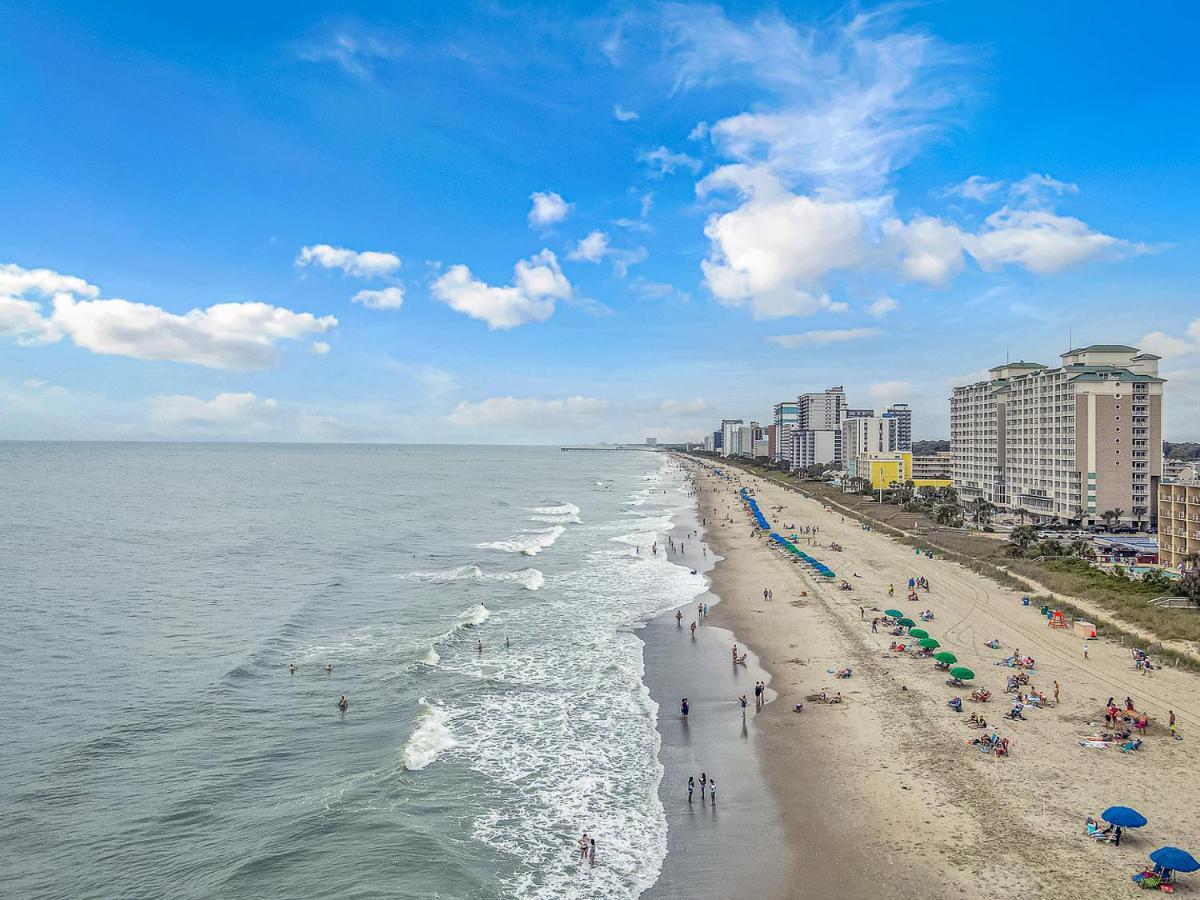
[1061,344,1140,355]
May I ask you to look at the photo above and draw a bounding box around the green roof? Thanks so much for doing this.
[1068,371,1165,383]
[1061,344,1139,355]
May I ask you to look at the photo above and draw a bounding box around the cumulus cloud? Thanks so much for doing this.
[569,231,610,262]
[661,398,708,415]
[698,166,866,317]
[639,146,702,177]
[150,392,280,427]
[296,244,402,278]
[431,249,573,329]
[868,380,913,403]
[528,191,571,227]
[769,328,880,348]
[613,105,639,121]
[448,395,609,427]
[1141,319,1200,358]
[867,296,900,318]
[352,286,405,309]
[968,208,1137,275]
[884,215,968,286]
[1,261,336,368]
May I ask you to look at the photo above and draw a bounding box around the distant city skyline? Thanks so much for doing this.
[2,3,1198,442]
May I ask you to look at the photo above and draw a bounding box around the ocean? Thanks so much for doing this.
[0,443,703,899]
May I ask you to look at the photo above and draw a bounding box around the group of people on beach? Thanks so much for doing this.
[686,772,717,805]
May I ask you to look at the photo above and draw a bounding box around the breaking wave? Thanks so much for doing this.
[477,526,565,556]
[398,565,545,591]
[403,701,455,771]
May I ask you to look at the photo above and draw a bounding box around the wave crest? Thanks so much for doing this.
[403,701,455,771]
[476,526,564,556]
[397,565,544,591]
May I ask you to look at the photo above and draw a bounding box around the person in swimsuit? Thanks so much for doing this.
[324,664,332,673]
[288,664,296,674]
[338,695,349,711]
[589,838,595,866]
[681,698,689,718]
[688,776,695,801]
[739,694,747,717]
[676,610,683,626]
[578,832,589,859]
[709,779,716,806]
[699,772,707,795]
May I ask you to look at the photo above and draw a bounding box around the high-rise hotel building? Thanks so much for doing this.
[950,345,1164,528]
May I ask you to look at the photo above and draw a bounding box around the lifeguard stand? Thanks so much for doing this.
[1048,610,1069,629]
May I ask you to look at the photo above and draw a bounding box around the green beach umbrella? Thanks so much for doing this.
[884,609,904,618]
[918,637,940,649]
[897,617,916,628]
[949,666,975,682]
[908,628,929,640]
[933,651,958,664]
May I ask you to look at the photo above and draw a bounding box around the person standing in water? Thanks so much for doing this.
[688,776,695,802]
[681,698,689,718]
[676,609,683,626]
[699,772,707,796]
[690,621,696,638]
[577,832,589,859]
[709,778,716,806]
[739,694,748,718]
[338,695,348,711]
[589,838,596,866]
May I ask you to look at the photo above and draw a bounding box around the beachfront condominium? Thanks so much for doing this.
[720,419,744,457]
[773,401,800,463]
[842,414,894,478]
[887,403,913,452]
[1158,480,1200,571]
[950,345,1165,528]
[788,386,847,469]
[912,451,953,480]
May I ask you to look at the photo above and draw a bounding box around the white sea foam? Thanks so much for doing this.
[397,564,545,591]
[402,701,456,771]
[420,646,440,666]
[477,525,565,556]
[526,501,581,524]
[458,603,491,627]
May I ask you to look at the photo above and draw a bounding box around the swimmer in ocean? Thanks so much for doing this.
[338,695,349,711]
[324,664,333,673]
[288,664,296,674]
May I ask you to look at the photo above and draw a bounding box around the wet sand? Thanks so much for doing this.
[640,493,792,899]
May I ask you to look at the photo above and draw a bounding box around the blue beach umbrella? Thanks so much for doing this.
[1101,806,1147,829]
[1150,847,1200,873]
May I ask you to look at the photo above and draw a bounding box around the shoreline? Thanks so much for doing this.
[638,473,793,899]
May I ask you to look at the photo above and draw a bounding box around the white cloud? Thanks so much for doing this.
[698,166,867,317]
[613,105,639,122]
[431,249,573,329]
[1141,319,1200,358]
[639,146,701,177]
[630,278,691,303]
[296,244,401,278]
[688,121,709,141]
[885,215,969,286]
[568,231,610,262]
[528,191,571,227]
[769,328,880,348]
[661,398,708,415]
[0,262,99,299]
[294,27,403,79]
[867,296,900,318]
[52,296,336,369]
[22,378,67,396]
[352,286,405,309]
[941,175,1004,202]
[664,6,960,197]
[150,392,280,427]
[1,261,337,368]
[311,341,331,354]
[969,207,1137,275]
[1008,173,1078,204]
[868,380,913,403]
[448,395,609,428]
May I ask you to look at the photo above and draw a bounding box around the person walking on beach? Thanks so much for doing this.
[740,694,748,718]
[1083,642,1089,660]
[860,606,865,620]
[1170,709,1178,739]
[681,698,689,718]
[709,778,716,806]
[699,772,707,796]
[676,609,683,626]
[690,621,696,638]
[731,644,738,665]
[688,776,695,802]
[871,617,878,633]
[1053,680,1060,704]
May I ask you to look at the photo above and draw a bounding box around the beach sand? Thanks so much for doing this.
[678,456,1200,899]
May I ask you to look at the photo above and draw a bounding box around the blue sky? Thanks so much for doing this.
[2,1,1198,442]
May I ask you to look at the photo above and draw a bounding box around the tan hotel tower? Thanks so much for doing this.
[950,345,1164,529]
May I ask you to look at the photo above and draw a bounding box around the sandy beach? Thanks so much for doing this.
[676,455,1200,899]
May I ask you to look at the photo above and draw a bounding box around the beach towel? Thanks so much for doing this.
[1079,739,1113,749]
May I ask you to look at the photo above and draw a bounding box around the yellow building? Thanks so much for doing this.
[856,451,952,490]
[1159,480,1200,571]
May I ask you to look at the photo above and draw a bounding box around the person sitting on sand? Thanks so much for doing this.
[1125,696,1135,712]
[1007,702,1025,720]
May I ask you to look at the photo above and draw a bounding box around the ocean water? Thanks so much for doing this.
[0,443,702,899]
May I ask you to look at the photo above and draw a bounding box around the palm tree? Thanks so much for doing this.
[934,504,959,527]
[1069,538,1092,559]
[1181,552,1200,573]
[973,499,995,526]
[1009,524,1039,554]
[1100,509,1125,531]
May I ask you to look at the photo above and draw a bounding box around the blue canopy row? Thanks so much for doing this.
[769,531,836,578]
